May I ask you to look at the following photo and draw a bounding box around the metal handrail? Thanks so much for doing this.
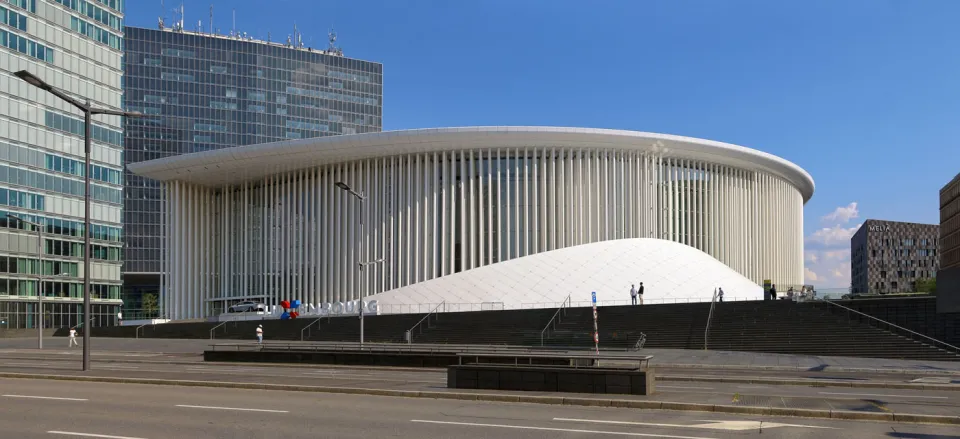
[300,318,322,341]
[704,288,718,350]
[817,298,960,355]
[209,321,228,340]
[406,301,445,343]
[540,294,571,346]
[135,324,148,339]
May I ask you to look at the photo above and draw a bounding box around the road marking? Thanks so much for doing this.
[48,431,145,439]
[410,420,716,439]
[6,362,49,366]
[4,394,88,401]
[175,404,289,413]
[554,418,835,431]
[658,385,714,390]
[818,392,948,399]
[98,365,140,369]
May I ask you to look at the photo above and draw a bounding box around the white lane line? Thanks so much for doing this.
[48,431,145,439]
[818,392,948,399]
[175,404,289,413]
[6,362,49,366]
[98,365,140,369]
[658,385,714,390]
[554,418,836,430]
[410,420,717,439]
[4,394,88,401]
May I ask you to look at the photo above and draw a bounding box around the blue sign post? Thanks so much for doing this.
[591,291,599,354]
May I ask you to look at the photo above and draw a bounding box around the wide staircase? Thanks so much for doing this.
[77,300,959,361]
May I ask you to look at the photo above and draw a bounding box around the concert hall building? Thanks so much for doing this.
[128,127,815,319]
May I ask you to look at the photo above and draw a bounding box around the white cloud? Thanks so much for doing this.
[821,202,859,225]
[805,224,861,247]
[805,251,819,264]
[804,267,820,283]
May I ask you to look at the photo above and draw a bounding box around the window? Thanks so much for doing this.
[1,29,53,63]
[209,101,237,110]
[225,89,238,98]
[247,91,266,101]
[160,72,195,82]
[247,104,265,113]
[143,57,161,66]
[210,65,228,73]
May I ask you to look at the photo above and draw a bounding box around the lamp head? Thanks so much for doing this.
[14,70,49,90]
[335,181,350,191]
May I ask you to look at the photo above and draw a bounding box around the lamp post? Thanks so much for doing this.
[14,70,144,372]
[335,182,384,346]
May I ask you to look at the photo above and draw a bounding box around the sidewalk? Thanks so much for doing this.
[1,337,958,374]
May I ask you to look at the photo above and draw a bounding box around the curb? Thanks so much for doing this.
[659,374,960,392]
[1,372,958,426]
[656,362,960,377]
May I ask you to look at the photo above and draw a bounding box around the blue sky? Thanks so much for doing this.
[126,0,960,288]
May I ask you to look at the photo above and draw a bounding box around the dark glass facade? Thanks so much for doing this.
[121,27,383,309]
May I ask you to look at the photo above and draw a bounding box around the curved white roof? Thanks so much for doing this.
[129,127,815,201]
[368,238,763,313]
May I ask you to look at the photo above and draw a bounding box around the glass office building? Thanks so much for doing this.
[122,26,383,315]
[0,0,125,329]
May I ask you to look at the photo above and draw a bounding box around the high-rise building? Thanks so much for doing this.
[0,0,125,328]
[938,172,960,313]
[850,219,940,295]
[121,25,383,314]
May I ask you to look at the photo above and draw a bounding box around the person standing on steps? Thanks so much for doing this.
[256,325,263,344]
[638,282,644,305]
[68,327,78,347]
[630,284,638,305]
[769,284,777,301]
[718,287,724,303]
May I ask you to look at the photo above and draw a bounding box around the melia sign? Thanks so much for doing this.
[868,224,891,232]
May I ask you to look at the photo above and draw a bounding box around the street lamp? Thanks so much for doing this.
[335,181,383,346]
[15,70,144,372]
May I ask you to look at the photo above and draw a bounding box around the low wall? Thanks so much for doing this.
[448,364,655,395]
[203,349,575,368]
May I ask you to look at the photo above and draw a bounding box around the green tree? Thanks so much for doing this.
[142,293,159,317]
[914,278,937,294]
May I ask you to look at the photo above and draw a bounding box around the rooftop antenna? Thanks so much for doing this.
[232,9,236,37]
[197,19,202,33]
[179,2,185,32]
[328,28,337,51]
[209,4,213,33]
[158,0,165,29]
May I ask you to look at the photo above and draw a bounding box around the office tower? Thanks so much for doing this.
[122,24,383,314]
[0,0,125,328]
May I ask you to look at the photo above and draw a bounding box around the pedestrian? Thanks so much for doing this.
[256,324,263,344]
[770,284,777,300]
[68,327,78,348]
[718,287,724,303]
[638,282,644,305]
[630,284,637,305]
[117,310,123,326]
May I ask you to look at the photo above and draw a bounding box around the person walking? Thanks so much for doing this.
[256,325,263,344]
[770,284,777,301]
[68,327,78,348]
[117,310,123,326]
[718,287,724,303]
[637,282,644,305]
[630,284,638,305]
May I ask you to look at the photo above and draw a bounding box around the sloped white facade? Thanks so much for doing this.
[129,127,813,319]
[370,238,763,313]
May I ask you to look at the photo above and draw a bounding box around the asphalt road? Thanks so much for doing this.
[1,378,958,439]
[0,353,958,417]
